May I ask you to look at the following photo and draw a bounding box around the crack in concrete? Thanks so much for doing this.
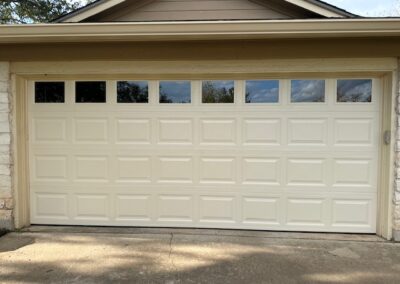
[168,233,178,273]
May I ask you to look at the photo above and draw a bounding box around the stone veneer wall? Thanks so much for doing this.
[0,62,12,230]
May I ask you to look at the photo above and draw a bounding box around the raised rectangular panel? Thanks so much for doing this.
[74,118,107,143]
[243,119,280,145]
[116,157,151,183]
[116,119,151,144]
[332,200,370,226]
[287,159,326,186]
[288,118,327,145]
[199,196,235,223]
[34,156,67,181]
[75,195,109,219]
[33,118,67,143]
[200,119,236,144]
[75,156,108,182]
[242,158,280,185]
[200,157,236,184]
[115,195,151,221]
[157,195,193,222]
[334,119,373,146]
[242,197,280,224]
[35,194,68,218]
[158,157,193,183]
[333,159,373,187]
[158,119,192,144]
[286,199,325,225]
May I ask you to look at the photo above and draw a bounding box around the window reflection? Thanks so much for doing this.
[117,81,148,103]
[337,79,372,103]
[245,80,279,103]
[291,80,325,103]
[202,81,234,103]
[159,81,191,103]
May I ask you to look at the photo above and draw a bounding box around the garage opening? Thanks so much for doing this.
[28,78,379,233]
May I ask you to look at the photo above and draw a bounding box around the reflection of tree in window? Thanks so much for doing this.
[337,80,372,103]
[159,81,191,103]
[159,87,173,103]
[117,81,148,103]
[202,81,234,103]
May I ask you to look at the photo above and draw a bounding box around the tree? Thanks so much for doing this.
[0,0,95,24]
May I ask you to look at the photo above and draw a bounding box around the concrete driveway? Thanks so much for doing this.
[0,227,400,284]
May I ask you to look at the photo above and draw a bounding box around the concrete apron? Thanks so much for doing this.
[0,226,399,284]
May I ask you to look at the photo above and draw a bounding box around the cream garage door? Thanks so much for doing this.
[29,78,380,233]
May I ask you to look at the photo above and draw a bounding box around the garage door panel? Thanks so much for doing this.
[242,118,281,146]
[74,156,109,182]
[331,199,373,228]
[286,198,328,227]
[73,118,109,144]
[287,118,328,146]
[115,118,151,144]
[333,158,375,188]
[157,195,194,222]
[200,119,237,145]
[32,118,68,144]
[32,193,69,220]
[74,194,110,220]
[242,157,281,185]
[199,196,236,223]
[157,156,194,184]
[334,118,375,147]
[242,196,281,225]
[158,119,193,145]
[116,156,152,183]
[33,155,69,182]
[115,194,153,221]
[200,157,236,184]
[286,158,328,187]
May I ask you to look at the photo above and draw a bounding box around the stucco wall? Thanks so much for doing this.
[394,59,400,241]
[0,62,12,230]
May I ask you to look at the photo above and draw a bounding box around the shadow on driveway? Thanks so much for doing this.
[0,228,399,284]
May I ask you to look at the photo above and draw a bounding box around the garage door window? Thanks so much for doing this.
[76,81,106,103]
[245,80,279,103]
[159,81,191,103]
[337,79,372,103]
[202,80,234,103]
[117,81,148,103]
[35,82,65,103]
[291,80,325,103]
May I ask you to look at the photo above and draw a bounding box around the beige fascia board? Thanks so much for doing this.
[1,19,400,43]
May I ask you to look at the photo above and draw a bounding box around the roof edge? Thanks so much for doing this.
[1,19,400,44]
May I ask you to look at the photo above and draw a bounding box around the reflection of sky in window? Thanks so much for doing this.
[291,80,325,103]
[337,79,372,103]
[203,80,234,90]
[159,81,191,103]
[245,80,279,103]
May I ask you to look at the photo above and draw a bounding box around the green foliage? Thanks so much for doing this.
[0,0,95,24]
[202,81,234,103]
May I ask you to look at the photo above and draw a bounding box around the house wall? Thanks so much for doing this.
[0,62,12,230]
[393,58,400,241]
[0,40,400,239]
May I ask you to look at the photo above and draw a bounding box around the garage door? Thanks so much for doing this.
[28,78,379,233]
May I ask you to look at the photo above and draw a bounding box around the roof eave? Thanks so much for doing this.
[1,19,400,44]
